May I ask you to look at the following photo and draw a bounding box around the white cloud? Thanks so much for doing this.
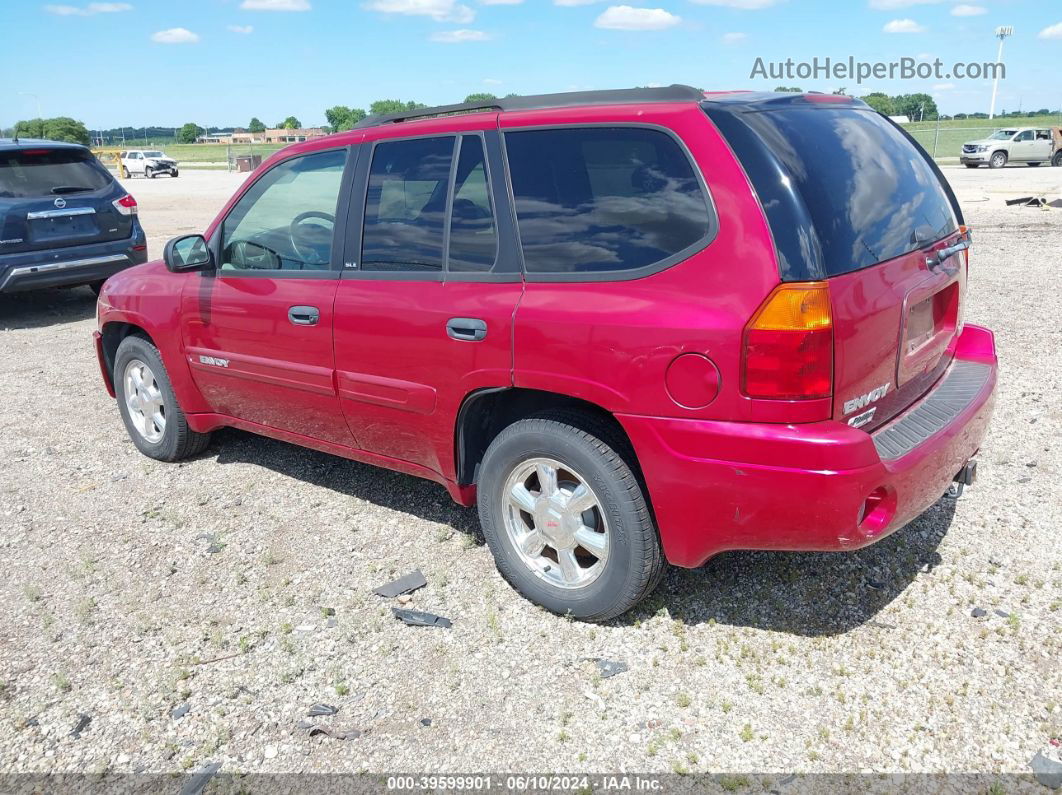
[45,2,132,15]
[883,18,926,32]
[554,0,602,6]
[430,28,490,41]
[227,24,254,33]
[1038,22,1062,40]
[933,82,955,91]
[151,27,200,43]
[594,5,680,30]
[688,0,779,7]
[483,78,503,85]
[950,4,985,16]
[365,0,474,22]
[480,0,521,4]
[868,0,942,9]
[240,0,310,9]
[721,31,746,43]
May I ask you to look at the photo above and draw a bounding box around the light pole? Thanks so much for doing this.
[988,26,1013,120]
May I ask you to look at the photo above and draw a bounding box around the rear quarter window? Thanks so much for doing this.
[0,149,112,199]
[504,127,713,277]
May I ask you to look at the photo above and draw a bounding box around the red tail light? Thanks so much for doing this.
[112,194,138,216]
[742,282,833,400]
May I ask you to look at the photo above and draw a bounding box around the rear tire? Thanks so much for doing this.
[989,151,1008,169]
[114,335,211,462]
[88,280,105,296]
[1053,151,1062,168]
[477,413,664,622]
[120,166,130,179]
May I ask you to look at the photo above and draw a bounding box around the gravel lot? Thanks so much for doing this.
[1,166,1059,781]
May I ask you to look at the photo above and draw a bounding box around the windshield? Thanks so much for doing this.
[989,130,1017,140]
[0,148,111,198]
[143,151,165,158]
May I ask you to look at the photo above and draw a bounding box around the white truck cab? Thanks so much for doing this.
[119,149,179,179]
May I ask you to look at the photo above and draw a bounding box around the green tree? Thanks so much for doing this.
[463,92,498,103]
[177,122,204,144]
[14,117,90,145]
[892,93,937,121]
[369,99,427,116]
[774,86,802,93]
[324,105,367,132]
[860,92,895,115]
[281,116,301,130]
[248,117,266,133]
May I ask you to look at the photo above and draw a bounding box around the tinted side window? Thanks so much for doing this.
[220,149,346,272]
[448,136,498,272]
[362,136,455,272]
[505,127,711,274]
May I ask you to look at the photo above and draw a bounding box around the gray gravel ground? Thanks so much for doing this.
[0,166,1059,780]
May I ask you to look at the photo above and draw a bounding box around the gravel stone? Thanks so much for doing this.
[0,167,1059,775]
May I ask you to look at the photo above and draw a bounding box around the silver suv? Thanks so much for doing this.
[119,149,179,179]
[960,126,1062,169]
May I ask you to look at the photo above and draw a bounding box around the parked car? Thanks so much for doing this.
[119,149,179,179]
[94,87,997,620]
[960,126,1062,168]
[1,138,146,294]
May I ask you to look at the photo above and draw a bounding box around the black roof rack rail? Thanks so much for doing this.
[354,84,706,129]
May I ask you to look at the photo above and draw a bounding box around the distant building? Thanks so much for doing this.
[195,128,326,145]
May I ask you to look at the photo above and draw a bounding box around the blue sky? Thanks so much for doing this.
[2,0,1059,129]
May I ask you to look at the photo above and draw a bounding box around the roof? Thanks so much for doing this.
[0,138,89,152]
[354,84,707,128]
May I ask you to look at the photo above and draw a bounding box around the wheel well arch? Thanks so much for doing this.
[454,387,640,487]
[100,321,152,383]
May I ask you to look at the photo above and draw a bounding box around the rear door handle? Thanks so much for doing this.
[446,317,487,341]
[288,305,320,326]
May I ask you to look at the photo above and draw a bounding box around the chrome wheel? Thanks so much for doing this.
[123,358,166,443]
[501,457,609,590]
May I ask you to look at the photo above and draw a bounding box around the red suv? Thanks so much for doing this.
[94,86,997,621]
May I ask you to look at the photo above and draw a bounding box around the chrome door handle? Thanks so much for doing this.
[446,317,487,341]
[288,305,320,326]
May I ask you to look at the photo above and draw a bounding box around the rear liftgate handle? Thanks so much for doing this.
[446,317,487,341]
[288,305,320,326]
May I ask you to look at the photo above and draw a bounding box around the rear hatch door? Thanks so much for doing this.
[705,97,965,431]
[0,146,130,256]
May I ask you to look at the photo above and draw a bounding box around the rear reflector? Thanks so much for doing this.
[742,282,833,400]
[112,194,137,216]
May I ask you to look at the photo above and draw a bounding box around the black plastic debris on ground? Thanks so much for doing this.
[69,713,91,738]
[971,608,987,618]
[420,718,432,727]
[171,703,190,720]
[1005,196,1050,208]
[374,570,428,598]
[307,724,362,740]
[307,703,338,717]
[180,761,222,795]
[391,607,451,628]
[591,658,628,678]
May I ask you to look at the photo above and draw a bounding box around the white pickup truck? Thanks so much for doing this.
[119,149,179,179]
[960,126,1062,169]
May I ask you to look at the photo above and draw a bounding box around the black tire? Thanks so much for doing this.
[88,280,105,296]
[171,169,179,178]
[964,164,980,169]
[114,334,211,462]
[477,412,664,622]
[1028,162,1042,167]
[146,167,155,179]
[1053,151,1062,168]
[989,151,1008,169]
[120,166,130,179]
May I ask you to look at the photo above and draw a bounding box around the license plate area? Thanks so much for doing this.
[898,277,959,386]
[29,213,99,243]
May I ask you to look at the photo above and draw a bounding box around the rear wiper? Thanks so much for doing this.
[50,186,94,194]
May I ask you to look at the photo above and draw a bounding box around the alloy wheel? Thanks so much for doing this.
[123,358,166,443]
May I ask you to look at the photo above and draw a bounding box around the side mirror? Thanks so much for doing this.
[163,234,214,273]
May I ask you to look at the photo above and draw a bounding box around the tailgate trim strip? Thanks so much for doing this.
[872,360,992,461]
[26,206,97,220]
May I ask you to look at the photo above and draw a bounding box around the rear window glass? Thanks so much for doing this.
[0,149,111,199]
[736,108,958,275]
[504,127,711,275]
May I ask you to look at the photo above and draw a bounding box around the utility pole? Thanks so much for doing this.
[988,26,1013,120]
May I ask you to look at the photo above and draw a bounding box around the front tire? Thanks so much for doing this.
[964,164,980,169]
[114,335,210,462]
[145,167,155,179]
[990,151,1008,169]
[171,169,179,178]
[477,414,664,622]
